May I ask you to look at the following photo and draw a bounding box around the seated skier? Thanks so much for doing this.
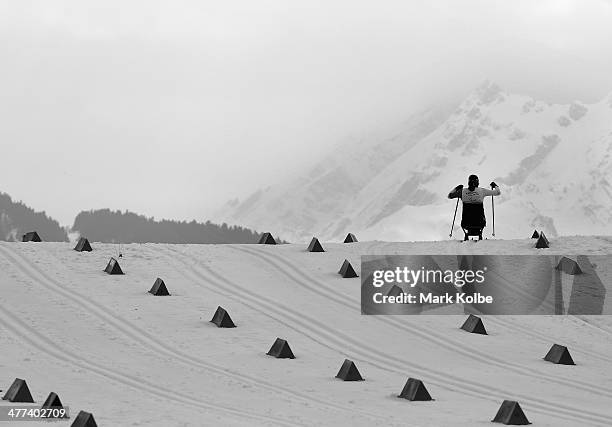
[448,174,500,240]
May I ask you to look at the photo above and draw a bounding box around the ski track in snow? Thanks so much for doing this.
[0,304,295,427]
[0,244,304,427]
[444,242,612,362]
[4,242,407,426]
[574,316,612,337]
[233,243,612,390]
[143,244,405,426]
[1,240,611,426]
[225,244,612,423]
[485,316,612,364]
[157,243,612,426]
[449,240,612,359]
[0,243,396,427]
[376,239,612,363]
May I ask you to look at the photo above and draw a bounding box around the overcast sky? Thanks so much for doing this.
[1,0,612,226]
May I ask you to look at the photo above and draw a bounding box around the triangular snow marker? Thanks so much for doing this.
[461,314,488,335]
[531,230,539,239]
[338,260,358,278]
[544,344,575,365]
[22,231,42,242]
[149,278,170,296]
[70,410,98,427]
[387,285,403,297]
[336,359,364,381]
[74,237,93,252]
[104,257,124,275]
[210,306,236,328]
[535,232,549,248]
[555,257,582,275]
[343,233,358,243]
[41,391,63,409]
[266,338,295,359]
[307,237,325,252]
[491,400,531,425]
[41,392,68,417]
[258,232,277,245]
[2,378,34,402]
[398,378,432,401]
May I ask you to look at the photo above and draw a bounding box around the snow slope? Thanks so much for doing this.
[217,82,612,242]
[1,238,611,426]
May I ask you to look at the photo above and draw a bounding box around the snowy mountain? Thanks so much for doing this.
[216,82,612,242]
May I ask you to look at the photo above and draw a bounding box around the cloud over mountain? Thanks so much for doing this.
[217,82,612,241]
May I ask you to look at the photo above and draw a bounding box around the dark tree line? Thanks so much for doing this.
[0,192,68,241]
[72,209,278,244]
[0,190,282,244]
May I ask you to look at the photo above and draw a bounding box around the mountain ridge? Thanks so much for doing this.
[216,82,612,242]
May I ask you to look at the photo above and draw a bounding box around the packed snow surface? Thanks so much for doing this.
[1,237,612,426]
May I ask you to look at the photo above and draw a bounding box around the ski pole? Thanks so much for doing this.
[450,198,460,238]
[491,194,495,237]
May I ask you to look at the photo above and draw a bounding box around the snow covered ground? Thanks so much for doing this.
[1,237,612,426]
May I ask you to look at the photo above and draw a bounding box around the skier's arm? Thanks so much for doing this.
[482,182,501,197]
[448,185,463,199]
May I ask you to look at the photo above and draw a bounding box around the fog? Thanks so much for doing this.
[1,0,611,226]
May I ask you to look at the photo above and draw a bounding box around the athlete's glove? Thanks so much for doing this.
[490,181,498,188]
[455,184,464,191]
